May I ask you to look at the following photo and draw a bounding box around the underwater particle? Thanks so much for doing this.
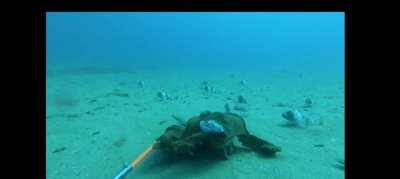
[158,120,167,125]
[137,81,145,88]
[237,95,247,104]
[52,147,67,154]
[281,109,308,127]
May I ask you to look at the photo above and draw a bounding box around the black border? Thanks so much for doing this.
[33,1,352,179]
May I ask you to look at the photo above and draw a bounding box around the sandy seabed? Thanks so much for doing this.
[46,69,344,179]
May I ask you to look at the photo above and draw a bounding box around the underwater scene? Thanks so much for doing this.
[46,12,344,179]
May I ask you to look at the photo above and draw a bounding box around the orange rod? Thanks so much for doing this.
[131,143,155,168]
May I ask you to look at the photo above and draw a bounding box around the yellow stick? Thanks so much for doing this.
[131,143,155,168]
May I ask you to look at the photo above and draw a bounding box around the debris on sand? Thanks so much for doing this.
[202,83,215,94]
[282,109,308,127]
[239,80,247,87]
[156,91,169,101]
[137,81,145,88]
[302,97,313,108]
[233,104,248,112]
[282,109,323,127]
[203,85,212,93]
[237,95,247,104]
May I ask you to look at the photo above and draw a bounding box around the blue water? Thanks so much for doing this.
[46,12,344,179]
[47,12,343,74]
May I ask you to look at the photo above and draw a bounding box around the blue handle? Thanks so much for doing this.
[113,164,133,179]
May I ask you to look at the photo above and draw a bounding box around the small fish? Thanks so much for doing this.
[92,106,106,111]
[65,114,80,118]
[113,139,126,147]
[273,102,288,107]
[88,99,97,103]
[314,144,325,147]
[108,92,129,98]
[85,111,95,115]
[52,147,67,153]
